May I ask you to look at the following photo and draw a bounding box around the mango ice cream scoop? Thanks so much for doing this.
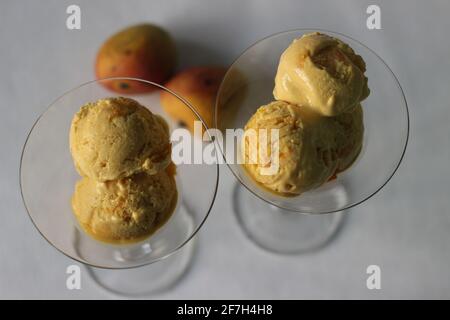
[72,168,177,244]
[273,32,369,116]
[70,97,171,181]
[242,101,339,195]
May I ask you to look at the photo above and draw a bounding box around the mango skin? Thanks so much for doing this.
[161,66,227,133]
[95,24,176,93]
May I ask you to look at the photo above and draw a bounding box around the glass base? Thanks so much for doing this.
[233,183,346,254]
[85,237,195,297]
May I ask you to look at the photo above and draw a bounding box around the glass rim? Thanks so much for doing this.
[20,77,220,269]
[214,28,410,214]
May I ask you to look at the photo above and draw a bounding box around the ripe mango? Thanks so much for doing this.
[95,24,176,93]
[161,66,227,133]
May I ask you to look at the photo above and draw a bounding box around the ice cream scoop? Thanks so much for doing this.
[71,167,177,244]
[273,32,369,116]
[242,100,338,195]
[70,97,171,181]
[333,104,364,173]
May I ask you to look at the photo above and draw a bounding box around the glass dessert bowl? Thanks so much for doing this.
[215,29,409,254]
[20,78,219,295]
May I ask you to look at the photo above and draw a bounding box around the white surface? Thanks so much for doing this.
[1,0,450,299]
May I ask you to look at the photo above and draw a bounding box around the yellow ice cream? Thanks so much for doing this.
[71,167,177,244]
[273,32,369,116]
[70,97,171,182]
[242,101,338,195]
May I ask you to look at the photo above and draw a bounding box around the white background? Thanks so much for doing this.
[1,0,449,299]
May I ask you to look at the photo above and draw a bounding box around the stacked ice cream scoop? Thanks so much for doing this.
[70,97,177,243]
[243,32,369,196]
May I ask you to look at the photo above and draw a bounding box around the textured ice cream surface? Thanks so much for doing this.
[71,167,177,244]
[70,97,171,181]
[333,104,364,173]
[242,100,338,195]
[273,32,370,116]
